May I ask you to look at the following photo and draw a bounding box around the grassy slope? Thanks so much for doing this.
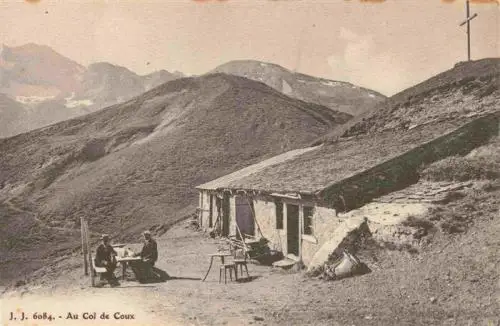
[0,94,28,138]
[315,58,500,144]
[0,73,351,284]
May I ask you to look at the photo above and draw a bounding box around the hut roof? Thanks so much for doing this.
[196,115,496,195]
[196,146,319,190]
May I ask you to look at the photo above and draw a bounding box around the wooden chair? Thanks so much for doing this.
[91,251,121,287]
[92,260,107,276]
[219,263,236,284]
[233,248,250,280]
[90,252,107,287]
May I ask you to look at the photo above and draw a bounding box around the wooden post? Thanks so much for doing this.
[209,194,213,228]
[200,191,204,228]
[298,203,303,264]
[81,216,88,276]
[84,220,94,287]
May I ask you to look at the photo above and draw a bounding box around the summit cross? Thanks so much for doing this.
[459,0,478,61]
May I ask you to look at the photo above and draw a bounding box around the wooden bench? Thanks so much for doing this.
[91,255,107,287]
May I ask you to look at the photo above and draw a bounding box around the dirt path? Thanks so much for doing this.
[2,197,499,326]
[1,223,279,326]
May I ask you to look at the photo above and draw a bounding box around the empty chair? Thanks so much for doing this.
[233,248,250,280]
[219,263,236,284]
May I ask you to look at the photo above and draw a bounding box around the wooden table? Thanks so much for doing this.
[116,256,142,280]
[202,252,233,282]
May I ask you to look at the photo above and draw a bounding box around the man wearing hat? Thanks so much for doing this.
[139,230,158,266]
[131,230,158,282]
[95,234,118,285]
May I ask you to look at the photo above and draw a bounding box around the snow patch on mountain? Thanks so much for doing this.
[320,80,341,87]
[64,92,94,108]
[16,95,56,105]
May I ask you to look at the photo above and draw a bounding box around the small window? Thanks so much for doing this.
[303,206,314,235]
[275,200,283,229]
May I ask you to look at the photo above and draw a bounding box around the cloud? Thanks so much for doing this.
[327,27,410,96]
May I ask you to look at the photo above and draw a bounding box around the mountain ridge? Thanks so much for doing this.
[212,59,386,116]
[0,43,185,138]
[0,44,386,138]
[314,58,500,144]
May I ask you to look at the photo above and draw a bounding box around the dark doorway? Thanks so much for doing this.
[222,193,230,236]
[209,195,214,227]
[235,196,255,238]
[286,204,299,256]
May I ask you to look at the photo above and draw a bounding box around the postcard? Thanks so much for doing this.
[1,1,499,325]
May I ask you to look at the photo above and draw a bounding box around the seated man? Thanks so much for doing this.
[131,231,159,282]
[140,230,158,266]
[94,234,119,285]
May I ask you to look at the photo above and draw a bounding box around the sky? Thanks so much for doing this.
[0,0,498,96]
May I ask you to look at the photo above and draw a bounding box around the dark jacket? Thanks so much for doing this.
[95,243,117,266]
[140,239,158,263]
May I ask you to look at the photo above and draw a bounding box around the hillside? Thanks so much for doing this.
[0,44,184,138]
[212,60,386,116]
[0,92,84,139]
[317,58,500,143]
[0,73,351,284]
[0,93,28,137]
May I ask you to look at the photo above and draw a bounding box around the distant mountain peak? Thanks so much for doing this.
[3,43,81,65]
[88,61,129,69]
[0,43,185,137]
[212,60,386,116]
[17,42,52,50]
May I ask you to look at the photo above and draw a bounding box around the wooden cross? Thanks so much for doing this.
[459,0,478,61]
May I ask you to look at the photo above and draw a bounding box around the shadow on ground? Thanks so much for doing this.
[235,275,260,283]
[139,267,201,284]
